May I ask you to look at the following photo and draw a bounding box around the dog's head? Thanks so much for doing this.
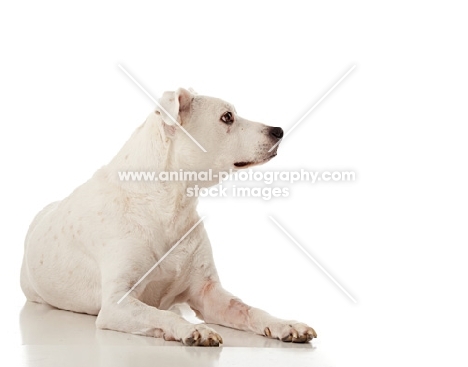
[156,88,283,174]
[156,88,283,175]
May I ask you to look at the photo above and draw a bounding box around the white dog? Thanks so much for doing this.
[20,88,317,346]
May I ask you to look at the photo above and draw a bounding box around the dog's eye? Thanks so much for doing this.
[220,111,233,125]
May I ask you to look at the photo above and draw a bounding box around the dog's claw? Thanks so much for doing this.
[184,337,196,346]
[307,329,318,338]
[281,334,293,342]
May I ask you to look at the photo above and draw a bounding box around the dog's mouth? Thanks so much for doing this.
[234,153,277,168]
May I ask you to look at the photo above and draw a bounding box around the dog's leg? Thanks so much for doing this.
[189,280,316,343]
[96,271,223,346]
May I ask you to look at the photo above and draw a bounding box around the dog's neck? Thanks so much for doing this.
[107,112,171,172]
[102,112,198,226]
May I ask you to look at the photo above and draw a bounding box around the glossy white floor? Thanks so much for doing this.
[11,302,334,367]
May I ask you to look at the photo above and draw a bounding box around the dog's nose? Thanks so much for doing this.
[269,127,284,139]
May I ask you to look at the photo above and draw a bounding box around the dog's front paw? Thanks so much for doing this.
[182,325,223,347]
[264,322,317,343]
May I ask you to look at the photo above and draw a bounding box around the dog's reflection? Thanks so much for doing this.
[19,301,224,366]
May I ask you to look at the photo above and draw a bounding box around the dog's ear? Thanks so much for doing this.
[157,88,193,126]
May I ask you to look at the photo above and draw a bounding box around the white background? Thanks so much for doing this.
[1,1,467,366]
